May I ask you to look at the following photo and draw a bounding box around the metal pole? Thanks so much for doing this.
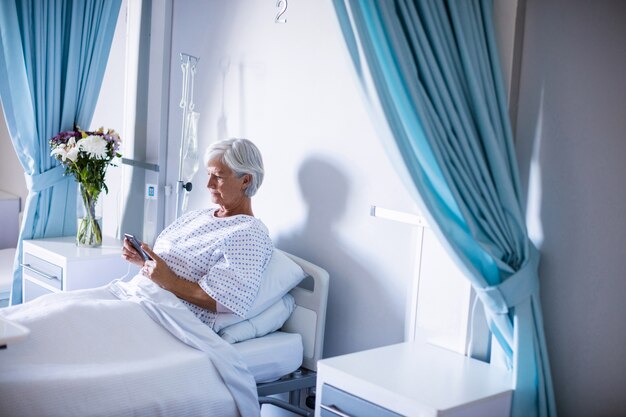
[176,53,199,219]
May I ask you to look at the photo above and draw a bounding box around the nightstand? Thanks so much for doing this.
[315,342,513,417]
[21,236,131,303]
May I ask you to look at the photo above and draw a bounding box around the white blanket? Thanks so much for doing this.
[0,275,260,417]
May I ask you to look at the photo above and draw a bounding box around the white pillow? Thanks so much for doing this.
[219,293,295,343]
[213,248,306,332]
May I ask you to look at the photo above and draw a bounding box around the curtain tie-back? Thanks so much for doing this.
[24,165,68,193]
[476,246,540,315]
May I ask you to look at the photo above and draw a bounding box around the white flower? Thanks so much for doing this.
[51,138,80,162]
[51,146,67,159]
[78,135,108,159]
[66,145,80,162]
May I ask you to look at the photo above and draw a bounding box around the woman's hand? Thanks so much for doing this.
[122,238,146,268]
[139,246,177,289]
[139,246,217,311]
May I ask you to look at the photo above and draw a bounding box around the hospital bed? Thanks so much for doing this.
[0,249,329,417]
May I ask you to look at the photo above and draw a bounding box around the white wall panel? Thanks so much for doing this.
[167,0,420,362]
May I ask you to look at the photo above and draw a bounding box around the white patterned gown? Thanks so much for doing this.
[152,208,273,328]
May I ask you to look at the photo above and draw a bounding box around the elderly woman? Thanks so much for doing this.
[122,138,273,328]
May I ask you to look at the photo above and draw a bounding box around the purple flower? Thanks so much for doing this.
[49,126,122,184]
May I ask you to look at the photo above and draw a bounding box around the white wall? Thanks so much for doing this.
[0,105,27,206]
[515,1,626,415]
[166,0,421,359]
[0,104,28,216]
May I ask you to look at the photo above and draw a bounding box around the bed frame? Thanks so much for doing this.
[256,250,329,416]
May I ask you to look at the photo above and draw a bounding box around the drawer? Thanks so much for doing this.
[320,384,403,417]
[22,252,63,291]
[23,278,56,302]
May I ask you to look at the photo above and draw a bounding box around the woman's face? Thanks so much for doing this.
[206,157,250,208]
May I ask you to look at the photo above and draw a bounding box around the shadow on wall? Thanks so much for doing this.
[275,156,401,359]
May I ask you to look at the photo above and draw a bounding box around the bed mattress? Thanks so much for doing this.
[234,331,303,383]
[0,279,261,417]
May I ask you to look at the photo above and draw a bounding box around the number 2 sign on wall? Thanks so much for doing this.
[275,0,288,23]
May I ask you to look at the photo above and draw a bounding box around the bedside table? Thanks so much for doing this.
[316,342,513,417]
[21,236,131,303]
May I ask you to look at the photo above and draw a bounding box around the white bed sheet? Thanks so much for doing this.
[234,331,303,383]
[0,276,260,417]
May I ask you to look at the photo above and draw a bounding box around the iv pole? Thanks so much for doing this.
[176,53,199,219]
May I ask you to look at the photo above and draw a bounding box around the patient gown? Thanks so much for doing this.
[152,207,273,328]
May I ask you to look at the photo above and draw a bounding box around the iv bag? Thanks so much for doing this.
[182,111,200,183]
[181,111,200,213]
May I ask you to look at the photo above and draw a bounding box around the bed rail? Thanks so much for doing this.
[281,250,329,372]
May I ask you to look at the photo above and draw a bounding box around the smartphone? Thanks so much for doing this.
[124,233,152,261]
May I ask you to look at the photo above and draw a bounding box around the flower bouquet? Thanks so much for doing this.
[50,127,121,247]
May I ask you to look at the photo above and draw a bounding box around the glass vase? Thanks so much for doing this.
[77,183,102,247]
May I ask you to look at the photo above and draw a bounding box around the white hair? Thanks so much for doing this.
[205,138,264,197]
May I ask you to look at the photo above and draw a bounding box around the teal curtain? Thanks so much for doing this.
[333,1,556,416]
[0,0,122,304]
